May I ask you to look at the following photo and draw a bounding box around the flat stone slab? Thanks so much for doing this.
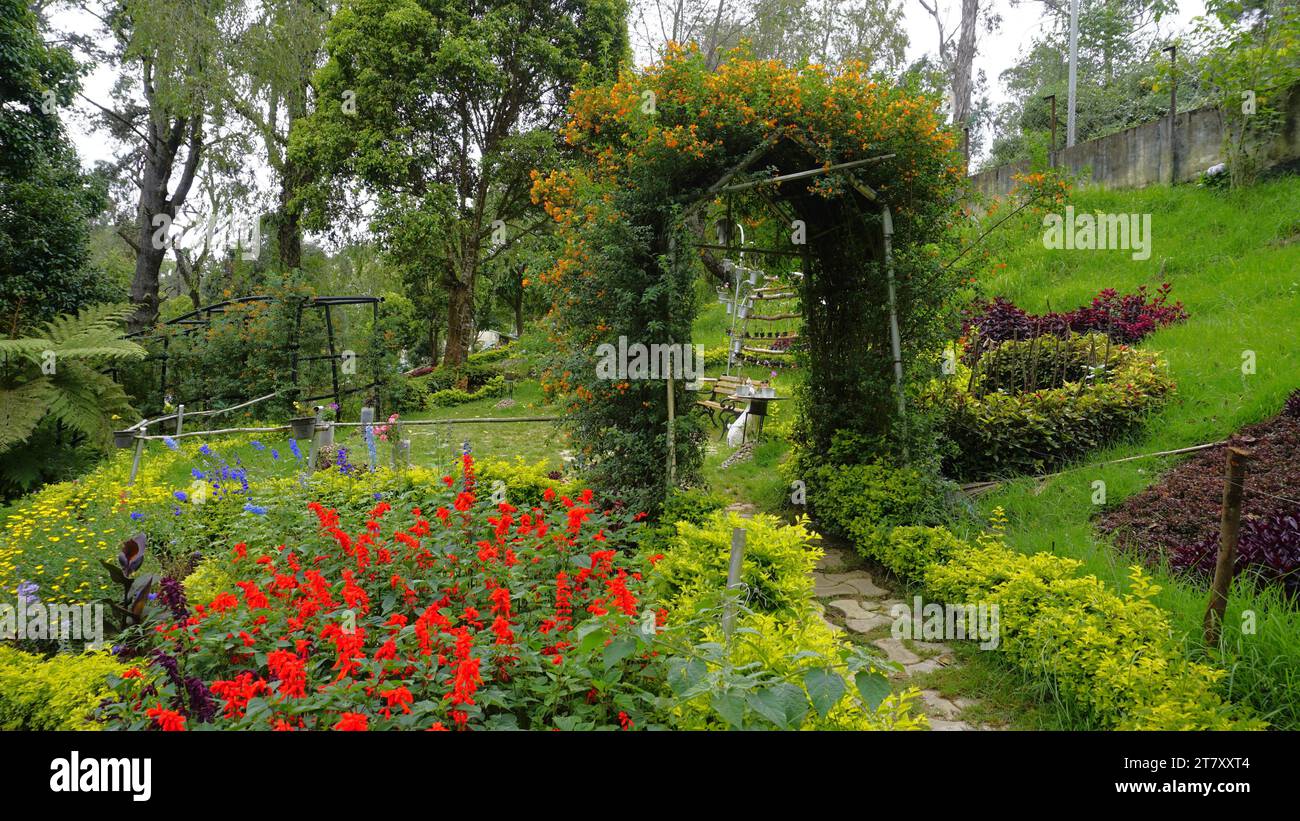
[920,690,962,720]
[813,570,886,599]
[827,599,873,620]
[928,719,975,731]
[873,638,921,666]
[904,658,947,676]
[814,546,854,572]
[820,615,844,634]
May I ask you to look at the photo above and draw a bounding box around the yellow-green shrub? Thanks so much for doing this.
[183,557,239,606]
[873,526,964,582]
[669,611,928,731]
[652,511,817,618]
[923,537,1263,730]
[0,646,127,730]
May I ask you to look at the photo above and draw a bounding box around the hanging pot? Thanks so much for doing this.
[289,416,317,440]
[112,430,136,449]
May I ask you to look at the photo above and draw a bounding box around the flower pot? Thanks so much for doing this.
[112,430,136,449]
[289,416,317,440]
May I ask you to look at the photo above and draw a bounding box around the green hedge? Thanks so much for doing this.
[814,468,1261,730]
[0,646,128,730]
[930,334,1175,480]
[805,460,951,550]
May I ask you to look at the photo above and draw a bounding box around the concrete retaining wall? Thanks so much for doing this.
[969,83,1300,199]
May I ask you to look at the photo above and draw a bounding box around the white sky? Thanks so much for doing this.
[55,0,1210,170]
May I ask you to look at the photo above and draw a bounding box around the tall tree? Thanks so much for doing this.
[292,0,629,367]
[222,0,333,272]
[0,0,116,334]
[918,0,998,130]
[85,0,235,333]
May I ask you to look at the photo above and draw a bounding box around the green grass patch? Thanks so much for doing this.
[965,174,1300,728]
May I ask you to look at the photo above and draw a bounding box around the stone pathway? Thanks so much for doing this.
[810,539,994,731]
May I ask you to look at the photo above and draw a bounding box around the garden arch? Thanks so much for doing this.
[533,52,965,508]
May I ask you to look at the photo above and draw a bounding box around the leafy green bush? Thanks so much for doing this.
[639,488,728,557]
[473,458,573,509]
[652,511,817,619]
[425,362,499,393]
[873,525,964,582]
[467,343,515,365]
[650,511,927,730]
[804,460,952,556]
[929,336,1176,480]
[0,646,127,730]
[923,534,1262,730]
[182,557,239,607]
[425,375,506,408]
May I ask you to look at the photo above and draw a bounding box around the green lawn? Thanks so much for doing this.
[957,175,1300,728]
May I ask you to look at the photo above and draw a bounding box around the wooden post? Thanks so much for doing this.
[128,423,147,486]
[1163,44,1178,184]
[1203,447,1251,648]
[175,404,185,436]
[722,527,746,638]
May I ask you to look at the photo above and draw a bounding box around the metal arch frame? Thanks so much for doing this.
[679,134,907,423]
[124,294,386,419]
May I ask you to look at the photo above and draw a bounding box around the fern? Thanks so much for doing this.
[0,304,145,491]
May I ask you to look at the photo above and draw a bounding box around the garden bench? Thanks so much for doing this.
[693,375,744,432]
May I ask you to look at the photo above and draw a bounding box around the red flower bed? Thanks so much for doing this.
[102,456,665,731]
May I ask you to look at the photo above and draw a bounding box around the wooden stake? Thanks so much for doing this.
[666,376,676,489]
[128,423,147,486]
[722,527,747,638]
[1203,447,1251,648]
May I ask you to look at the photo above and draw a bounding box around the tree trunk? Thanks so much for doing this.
[442,278,474,367]
[277,171,303,272]
[430,323,440,367]
[129,191,169,333]
[950,0,979,128]
[513,285,523,338]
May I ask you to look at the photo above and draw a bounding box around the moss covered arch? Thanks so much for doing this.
[532,47,966,511]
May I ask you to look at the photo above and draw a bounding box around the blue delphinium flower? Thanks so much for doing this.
[130,511,144,522]
[243,503,268,515]
[174,490,188,502]
[17,580,39,605]
[191,468,204,480]
[199,444,212,456]
[251,440,264,451]
[288,439,302,460]
[163,436,180,451]
[270,448,280,460]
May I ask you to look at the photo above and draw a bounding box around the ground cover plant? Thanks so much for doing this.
[1098,394,1300,597]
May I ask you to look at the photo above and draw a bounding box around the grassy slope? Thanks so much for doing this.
[958,175,1300,727]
